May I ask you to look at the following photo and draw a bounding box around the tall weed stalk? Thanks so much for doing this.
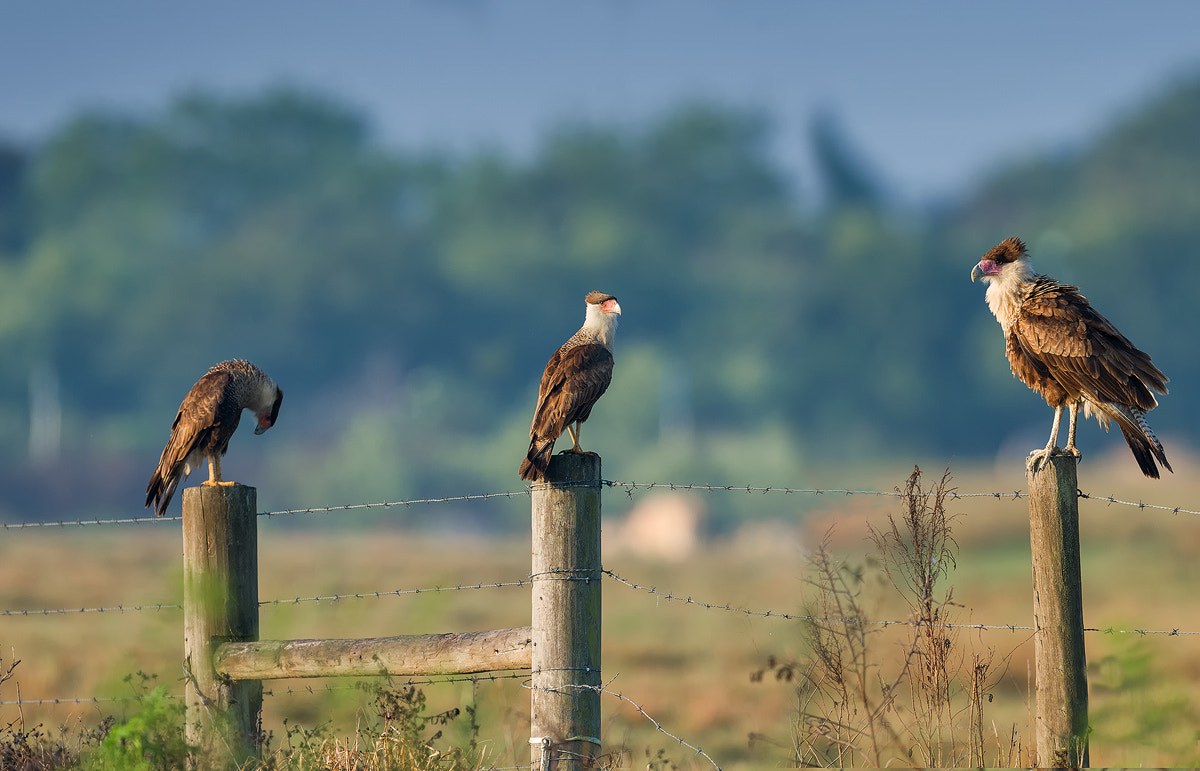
[754,466,1021,766]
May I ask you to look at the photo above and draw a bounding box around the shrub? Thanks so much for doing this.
[83,675,190,771]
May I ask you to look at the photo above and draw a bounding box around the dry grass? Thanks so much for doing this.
[2,456,1200,768]
[754,467,1026,766]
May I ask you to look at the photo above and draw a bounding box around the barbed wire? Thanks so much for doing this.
[5,566,1198,637]
[264,571,601,608]
[2,577,539,617]
[2,479,1197,529]
[261,578,534,607]
[0,572,586,618]
[0,602,182,617]
[605,480,1028,501]
[0,693,184,707]
[601,567,1028,630]
[523,672,720,771]
[1077,491,1200,516]
[260,490,536,519]
[601,568,1200,637]
[0,514,182,529]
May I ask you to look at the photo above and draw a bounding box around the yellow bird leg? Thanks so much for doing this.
[203,454,236,486]
[566,422,584,453]
[202,455,221,485]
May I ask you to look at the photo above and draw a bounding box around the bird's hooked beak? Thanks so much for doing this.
[970,263,985,282]
[254,414,273,435]
[602,299,621,315]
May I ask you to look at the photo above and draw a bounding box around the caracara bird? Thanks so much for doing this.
[971,237,1170,478]
[519,291,621,482]
[145,359,284,515]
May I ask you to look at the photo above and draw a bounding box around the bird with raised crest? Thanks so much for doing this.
[971,237,1170,478]
[519,291,621,482]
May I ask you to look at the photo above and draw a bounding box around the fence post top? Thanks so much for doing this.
[539,453,602,486]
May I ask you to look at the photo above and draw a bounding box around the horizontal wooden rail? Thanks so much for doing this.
[213,626,532,680]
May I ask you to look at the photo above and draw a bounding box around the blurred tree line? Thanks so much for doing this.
[0,74,1197,523]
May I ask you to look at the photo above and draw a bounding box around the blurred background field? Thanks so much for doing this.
[3,3,1200,766]
[2,5,1200,525]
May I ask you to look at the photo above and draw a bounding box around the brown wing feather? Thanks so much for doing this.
[531,344,614,440]
[1011,279,1167,410]
[145,371,242,515]
[519,343,614,481]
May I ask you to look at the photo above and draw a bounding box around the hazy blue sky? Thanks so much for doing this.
[4,1,1199,202]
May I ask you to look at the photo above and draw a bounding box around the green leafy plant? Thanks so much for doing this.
[84,674,191,771]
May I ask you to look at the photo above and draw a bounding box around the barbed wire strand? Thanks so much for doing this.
[262,579,535,608]
[4,568,1197,637]
[524,673,720,771]
[1,514,182,529]
[4,479,1199,529]
[0,602,182,617]
[600,568,1200,637]
[0,574,585,617]
[605,480,1030,502]
[1076,490,1200,516]
[0,693,184,706]
[261,490,536,519]
[0,578,542,617]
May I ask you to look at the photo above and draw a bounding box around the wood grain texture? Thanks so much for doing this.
[530,452,602,769]
[182,484,261,770]
[215,627,532,680]
[1027,455,1090,768]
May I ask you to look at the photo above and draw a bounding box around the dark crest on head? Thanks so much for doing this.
[585,290,617,305]
[985,237,1027,264]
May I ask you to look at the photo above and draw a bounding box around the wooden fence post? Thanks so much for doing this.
[530,453,603,770]
[183,484,261,771]
[1027,454,1090,767]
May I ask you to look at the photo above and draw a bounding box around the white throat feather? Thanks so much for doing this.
[983,258,1034,333]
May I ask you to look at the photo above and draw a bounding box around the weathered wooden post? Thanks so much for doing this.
[1027,454,1089,767]
[183,484,261,770]
[530,453,602,770]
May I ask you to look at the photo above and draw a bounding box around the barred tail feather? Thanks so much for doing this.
[1134,408,1171,475]
[1108,403,1171,479]
[519,436,556,482]
[1120,428,1164,479]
